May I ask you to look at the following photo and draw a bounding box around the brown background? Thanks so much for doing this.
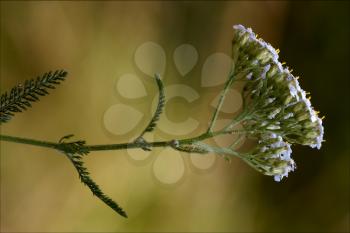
[0,1,349,232]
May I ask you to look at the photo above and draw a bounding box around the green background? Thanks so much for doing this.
[0,1,349,232]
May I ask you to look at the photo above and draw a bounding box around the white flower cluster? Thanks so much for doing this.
[246,133,295,182]
[232,25,324,181]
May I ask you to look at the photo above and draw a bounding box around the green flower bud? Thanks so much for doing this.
[266,124,281,130]
[270,147,288,156]
[296,112,309,122]
[239,33,250,47]
[263,97,276,107]
[260,137,280,145]
[283,94,293,105]
[268,107,281,119]
[303,120,317,128]
[256,49,272,61]
[272,166,285,174]
[266,64,279,78]
[293,102,304,112]
[260,121,269,127]
[274,73,285,84]
[305,131,318,139]
[273,159,289,168]
[300,138,316,145]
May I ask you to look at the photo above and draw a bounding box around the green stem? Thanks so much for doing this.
[0,135,59,149]
[0,134,170,151]
[0,131,222,154]
[207,75,236,133]
[87,140,171,151]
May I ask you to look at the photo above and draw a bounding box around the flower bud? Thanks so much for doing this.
[306,131,318,139]
[268,107,281,119]
[296,112,309,122]
[263,97,276,107]
[300,138,316,146]
[293,102,304,112]
[283,94,293,105]
[283,112,294,120]
[303,120,317,128]
[266,64,280,78]
[273,73,285,84]
[232,25,252,47]
[270,147,289,156]
[266,124,280,130]
[256,48,271,61]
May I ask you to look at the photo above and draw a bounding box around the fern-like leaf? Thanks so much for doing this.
[67,154,128,218]
[0,70,68,124]
[58,136,128,218]
[139,74,165,137]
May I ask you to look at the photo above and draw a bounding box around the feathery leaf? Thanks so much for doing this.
[139,74,165,137]
[0,70,68,124]
[58,136,128,218]
[67,154,128,218]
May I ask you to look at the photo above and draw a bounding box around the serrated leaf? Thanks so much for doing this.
[64,149,128,218]
[0,69,68,124]
[139,74,165,137]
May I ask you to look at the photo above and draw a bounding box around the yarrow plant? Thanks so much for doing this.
[0,25,324,218]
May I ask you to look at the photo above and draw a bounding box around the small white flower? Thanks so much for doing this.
[274,159,296,182]
[310,118,324,150]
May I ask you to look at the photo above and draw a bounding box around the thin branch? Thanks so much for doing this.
[207,73,236,133]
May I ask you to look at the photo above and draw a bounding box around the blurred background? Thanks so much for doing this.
[0,1,349,232]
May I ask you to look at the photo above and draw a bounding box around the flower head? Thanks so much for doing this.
[231,24,324,181]
[172,25,324,182]
[245,133,296,182]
